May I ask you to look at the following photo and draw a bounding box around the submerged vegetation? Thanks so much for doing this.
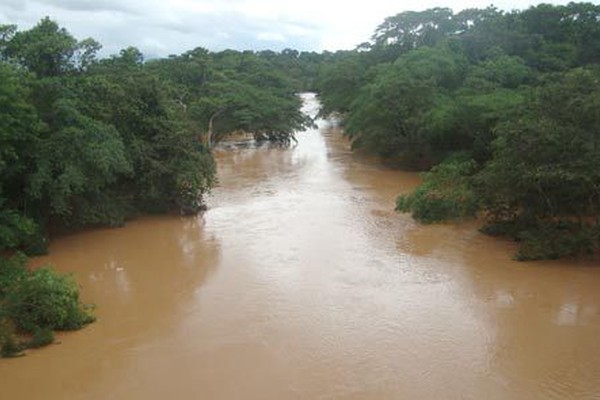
[316,2,600,260]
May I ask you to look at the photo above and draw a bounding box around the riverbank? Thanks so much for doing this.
[2,95,599,399]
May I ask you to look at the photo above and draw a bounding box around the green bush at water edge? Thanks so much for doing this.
[0,254,94,357]
[395,159,478,223]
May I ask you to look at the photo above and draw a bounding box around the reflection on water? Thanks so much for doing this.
[1,93,599,400]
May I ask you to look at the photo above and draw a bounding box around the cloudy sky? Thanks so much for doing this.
[0,0,577,58]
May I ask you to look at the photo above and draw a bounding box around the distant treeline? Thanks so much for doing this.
[315,3,600,260]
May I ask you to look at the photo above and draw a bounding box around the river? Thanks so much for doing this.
[2,93,599,399]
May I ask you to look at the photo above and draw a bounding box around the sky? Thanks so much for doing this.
[0,0,581,58]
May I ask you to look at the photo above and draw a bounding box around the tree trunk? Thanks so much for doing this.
[207,109,225,149]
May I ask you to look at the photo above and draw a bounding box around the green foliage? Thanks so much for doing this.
[472,67,600,259]
[0,18,223,245]
[344,44,467,167]
[0,20,323,347]
[4,266,95,332]
[257,49,323,91]
[0,254,93,356]
[514,222,599,261]
[0,253,28,299]
[316,51,374,116]
[0,17,317,246]
[27,99,132,222]
[5,6,599,266]
[150,48,313,147]
[0,62,47,252]
[396,160,478,223]
[3,17,78,77]
[0,208,38,253]
[467,53,532,88]
[319,3,600,259]
[27,327,55,349]
[0,16,320,355]
[372,8,457,55]
[0,331,23,358]
[477,68,600,220]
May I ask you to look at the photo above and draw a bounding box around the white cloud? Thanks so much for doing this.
[0,0,577,57]
[257,32,286,42]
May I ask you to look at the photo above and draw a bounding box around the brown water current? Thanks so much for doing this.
[2,93,600,399]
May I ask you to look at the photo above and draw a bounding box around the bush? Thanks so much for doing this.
[0,208,38,253]
[396,159,478,223]
[0,254,94,357]
[0,253,28,299]
[5,267,95,332]
[28,327,55,348]
[0,331,23,358]
[514,222,599,261]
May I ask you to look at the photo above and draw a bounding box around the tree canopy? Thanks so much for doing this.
[317,2,600,260]
[0,17,319,254]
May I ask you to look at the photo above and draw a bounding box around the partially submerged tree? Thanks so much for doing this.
[150,49,314,148]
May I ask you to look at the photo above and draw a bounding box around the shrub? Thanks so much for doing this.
[28,327,55,349]
[5,267,95,332]
[514,222,599,261]
[0,253,28,299]
[0,331,23,358]
[0,254,94,357]
[396,159,478,223]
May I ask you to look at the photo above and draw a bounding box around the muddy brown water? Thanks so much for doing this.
[2,94,600,400]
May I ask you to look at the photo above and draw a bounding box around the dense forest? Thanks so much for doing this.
[316,2,600,261]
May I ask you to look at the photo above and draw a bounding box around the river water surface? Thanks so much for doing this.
[2,94,600,399]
